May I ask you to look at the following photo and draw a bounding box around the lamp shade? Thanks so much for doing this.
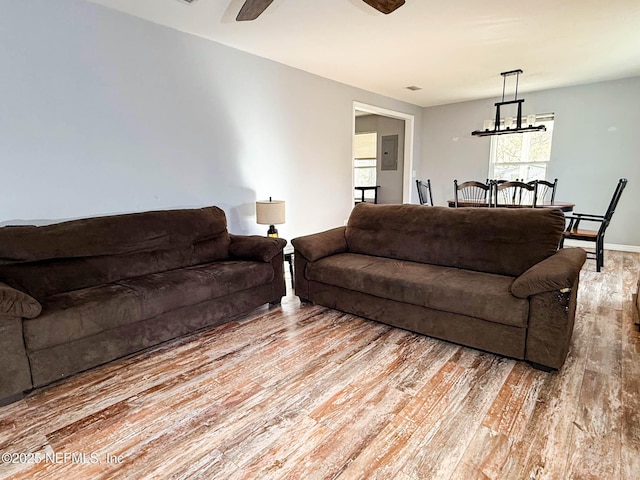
[256,199,285,225]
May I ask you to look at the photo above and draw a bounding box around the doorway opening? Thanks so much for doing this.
[352,102,414,206]
[353,131,378,203]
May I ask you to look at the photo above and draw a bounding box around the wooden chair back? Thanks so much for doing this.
[603,177,628,223]
[493,181,537,207]
[529,178,557,205]
[454,180,491,207]
[416,179,434,206]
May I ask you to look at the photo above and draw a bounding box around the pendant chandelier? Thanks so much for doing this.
[472,69,546,137]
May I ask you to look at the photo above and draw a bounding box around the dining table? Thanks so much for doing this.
[446,200,575,212]
[355,186,380,204]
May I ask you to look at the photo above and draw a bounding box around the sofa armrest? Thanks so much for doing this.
[229,235,287,262]
[510,247,587,298]
[0,282,42,319]
[0,314,33,405]
[291,227,348,262]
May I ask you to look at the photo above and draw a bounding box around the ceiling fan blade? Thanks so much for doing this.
[362,0,405,14]
[236,0,274,21]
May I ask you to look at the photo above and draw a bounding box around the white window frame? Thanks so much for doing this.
[354,132,377,200]
[488,115,555,182]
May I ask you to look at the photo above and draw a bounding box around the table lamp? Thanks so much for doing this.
[256,197,285,238]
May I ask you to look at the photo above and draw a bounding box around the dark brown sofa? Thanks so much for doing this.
[292,203,586,370]
[0,206,286,405]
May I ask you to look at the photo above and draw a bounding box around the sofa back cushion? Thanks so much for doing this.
[0,206,230,299]
[345,203,565,277]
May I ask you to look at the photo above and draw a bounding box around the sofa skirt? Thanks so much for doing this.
[307,282,527,361]
[27,284,274,388]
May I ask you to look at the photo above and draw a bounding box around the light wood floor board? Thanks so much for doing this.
[0,251,639,479]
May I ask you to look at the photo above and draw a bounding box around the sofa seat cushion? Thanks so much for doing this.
[24,284,142,352]
[116,261,274,319]
[24,260,273,352]
[305,253,529,328]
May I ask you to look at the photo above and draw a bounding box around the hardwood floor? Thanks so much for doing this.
[1,251,639,479]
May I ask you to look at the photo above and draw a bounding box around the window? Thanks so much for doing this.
[354,132,377,200]
[488,116,554,181]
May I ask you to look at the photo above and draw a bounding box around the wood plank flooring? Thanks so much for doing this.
[1,251,639,479]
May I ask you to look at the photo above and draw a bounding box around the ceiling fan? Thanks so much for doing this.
[236,0,405,21]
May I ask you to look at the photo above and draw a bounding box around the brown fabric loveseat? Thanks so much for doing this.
[292,203,586,371]
[0,206,286,405]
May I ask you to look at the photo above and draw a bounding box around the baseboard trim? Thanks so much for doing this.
[563,239,640,253]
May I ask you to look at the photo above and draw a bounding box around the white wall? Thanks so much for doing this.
[0,0,422,240]
[5,1,636,247]
[420,76,640,247]
[355,115,405,204]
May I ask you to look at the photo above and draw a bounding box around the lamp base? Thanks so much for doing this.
[267,225,279,238]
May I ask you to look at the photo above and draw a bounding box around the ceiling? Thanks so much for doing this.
[84,0,640,107]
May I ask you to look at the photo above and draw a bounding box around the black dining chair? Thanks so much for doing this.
[493,180,537,208]
[416,179,434,206]
[454,180,492,207]
[528,178,557,206]
[559,178,628,272]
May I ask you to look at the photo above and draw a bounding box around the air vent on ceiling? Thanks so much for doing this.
[176,0,197,4]
[405,85,422,91]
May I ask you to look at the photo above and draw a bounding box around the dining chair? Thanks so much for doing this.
[529,178,557,205]
[493,180,537,207]
[559,178,628,272]
[454,180,492,207]
[416,179,434,206]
